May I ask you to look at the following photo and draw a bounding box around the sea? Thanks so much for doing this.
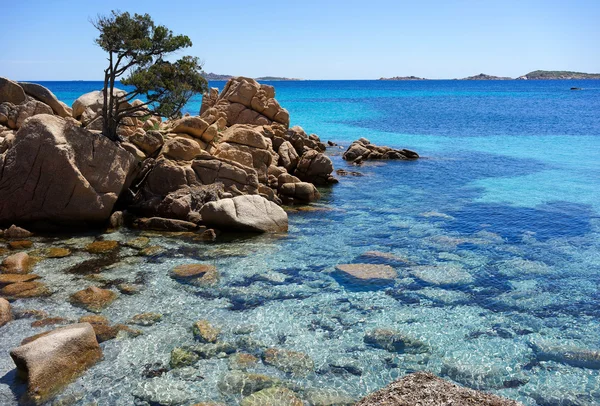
[1,79,599,405]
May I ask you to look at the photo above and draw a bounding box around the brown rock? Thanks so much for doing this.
[31,317,69,328]
[279,182,321,202]
[129,130,164,155]
[0,297,11,327]
[193,319,220,343]
[10,323,103,405]
[262,348,315,375]
[45,247,72,258]
[85,240,119,254]
[200,195,288,233]
[219,125,269,149]
[170,264,219,286]
[133,217,199,232]
[4,224,33,239]
[1,252,32,274]
[354,371,523,406]
[172,116,210,137]
[8,240,33,250]
[69,286,117,312]
[163,136,204,160]
[18,82,72,118]
[0,115,136,225]
[0,281,51,299]
[0,77,27,105]
[0,273,40,286]
[295,150,336,185]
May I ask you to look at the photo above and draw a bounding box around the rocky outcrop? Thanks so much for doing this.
[18,82,72,117]
[9,323,103,405]
[200,195,288,232]
[343,138,419,163]
[0,77,27,105]
[355,372,523,406]
[0,114,137,227]
[201,77,290,127]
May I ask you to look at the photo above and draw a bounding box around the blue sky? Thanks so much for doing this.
[1,0,599,80]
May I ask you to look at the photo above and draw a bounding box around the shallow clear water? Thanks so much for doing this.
[1,80,600,405]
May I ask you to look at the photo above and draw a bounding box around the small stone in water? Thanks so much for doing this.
[170,347,199,369]
[8,240,33,250]
[192,319,220,343]
[45,247,72,258]
[85,240,119,254]
[123,237,150,249]
[128,312,163,326]
[69,286,117,313]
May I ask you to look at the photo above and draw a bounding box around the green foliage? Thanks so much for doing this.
[92,10,208,141]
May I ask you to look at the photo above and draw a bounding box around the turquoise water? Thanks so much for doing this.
[1,80,600,405]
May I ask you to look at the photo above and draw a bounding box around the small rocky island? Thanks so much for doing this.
[378,76,427,81]
[203,73,302,81]
[460,73,513,80]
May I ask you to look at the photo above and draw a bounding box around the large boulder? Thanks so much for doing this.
[200,195,288,233]
[0,114,136,226]
[18,82,72,117]
[0,77,26,105]
[355,372,522,406]
[72,88,126,125]
[10,323,103,405]
[295,150,336,185]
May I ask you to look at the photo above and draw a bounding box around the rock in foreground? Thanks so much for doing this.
[0,114,136,226]
[354,372,523,406]
[200,195,288,233]
[9,323,102,405]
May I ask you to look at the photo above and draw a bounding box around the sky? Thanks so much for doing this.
[1,0,599,80]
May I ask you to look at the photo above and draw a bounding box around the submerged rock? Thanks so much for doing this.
[262,347,315,375]
[128,312,163,326]
[200,195,288,233]
[193,319,220,343]
[334,264,397,285]
[170,347,199,369]
[530,340,600,369]
[69,286,117,312]
[85,240,119,254]
[354,371,523,406]
[302,388,355,406]
[9,323,102,405]
[45,247,72,258]
[240,387,303,406]
[0,281,51,299]
[229,353,259,370]
[218,371,281,396]
[7,240,33,249]
[364,329,429,354]
[170,264,219,286]
[0,273,40,286]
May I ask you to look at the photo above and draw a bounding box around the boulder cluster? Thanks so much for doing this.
[343,137,419,163]
[0,76,337,233]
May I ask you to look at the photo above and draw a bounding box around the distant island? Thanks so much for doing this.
[460,73,512,80]
[202,72,302,81]
[517,70,600,80]
[379,70,600,81]
[379,76,427,81]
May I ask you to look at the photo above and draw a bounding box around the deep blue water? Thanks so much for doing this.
[1,80,599,405]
